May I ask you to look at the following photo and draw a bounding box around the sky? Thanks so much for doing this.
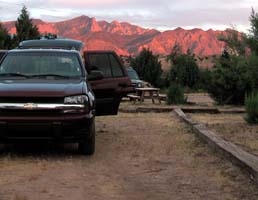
[0,0,258,32]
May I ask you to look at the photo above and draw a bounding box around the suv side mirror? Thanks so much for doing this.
[87,70,104,81]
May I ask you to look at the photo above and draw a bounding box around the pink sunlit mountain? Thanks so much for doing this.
[3,15,225,56]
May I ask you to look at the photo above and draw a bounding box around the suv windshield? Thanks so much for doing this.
[127,68,140,80]
[0,52,82,78]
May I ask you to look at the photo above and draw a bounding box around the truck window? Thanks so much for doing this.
[88,54,112,78]
[109,54,124,77]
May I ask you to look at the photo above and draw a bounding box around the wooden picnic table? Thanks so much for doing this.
[135,87,161,104]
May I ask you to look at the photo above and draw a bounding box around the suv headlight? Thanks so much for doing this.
[137,82,143,88]
[64,95,89,104]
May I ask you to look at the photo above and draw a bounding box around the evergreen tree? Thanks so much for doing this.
[247,8,258,55]
[166,42,182,65]
[208,51,250,105]
[15,6,40,45]
[218,29,247,56]
[130,48,162,87]
[0,22,12,49]
[168,45,200,88]
[207,8,258,105]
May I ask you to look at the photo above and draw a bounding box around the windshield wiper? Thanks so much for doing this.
[29,74,73,79]
[0,73,29,78]
[0,73,80,79]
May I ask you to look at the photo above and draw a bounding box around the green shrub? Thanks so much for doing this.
[246,53,258,91]
[158,73,170,89]
[197,69,212,91]
[207,51,251,105]
[245,91,258,124]
[166,84,186,105]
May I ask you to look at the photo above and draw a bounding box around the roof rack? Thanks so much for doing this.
[18,38,84,51]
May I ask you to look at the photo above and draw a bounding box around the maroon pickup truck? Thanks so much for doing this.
[0,39,133,155]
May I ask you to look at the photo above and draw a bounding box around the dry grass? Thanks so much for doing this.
[12,193,28,200]
[189,113,258,156]
[0,112,257,199]
[97,113,258,199]
[121,93,216,109]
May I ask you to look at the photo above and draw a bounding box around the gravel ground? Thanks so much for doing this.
[0,112,257,200]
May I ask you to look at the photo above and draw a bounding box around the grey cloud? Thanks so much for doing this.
[0,0,257,31]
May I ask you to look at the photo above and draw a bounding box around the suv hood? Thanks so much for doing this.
[131,79,143,84]
[0,78,85,97]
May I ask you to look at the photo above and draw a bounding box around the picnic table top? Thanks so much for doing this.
[135,87,160,91]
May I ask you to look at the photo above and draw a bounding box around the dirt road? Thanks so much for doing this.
[0,113,257,200]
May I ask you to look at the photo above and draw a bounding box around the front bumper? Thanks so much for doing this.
[0,103,94,142]
[0,103,85,113]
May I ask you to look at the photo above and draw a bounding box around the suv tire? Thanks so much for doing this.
[78,118,95,155]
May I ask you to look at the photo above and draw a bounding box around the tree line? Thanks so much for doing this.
[130,8,258,106]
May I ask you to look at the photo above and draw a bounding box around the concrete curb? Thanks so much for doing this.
[219,108,246,114]
[119,107,245,114]
[119,107,173,113]
[174,108,258,185]
[182,107,220,114]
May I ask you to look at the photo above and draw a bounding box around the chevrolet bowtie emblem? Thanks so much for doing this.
[23,103,38,110]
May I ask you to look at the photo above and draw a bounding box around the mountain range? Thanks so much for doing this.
[3,15,226,56]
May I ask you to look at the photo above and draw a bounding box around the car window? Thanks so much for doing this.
[109,54,124,77]
[0,52,82,77]
[127,68,139,80]
[88,54,112,78]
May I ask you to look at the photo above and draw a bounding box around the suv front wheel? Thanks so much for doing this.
[78,118,95,155]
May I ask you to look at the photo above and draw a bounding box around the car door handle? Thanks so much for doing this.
[118,83,127,87]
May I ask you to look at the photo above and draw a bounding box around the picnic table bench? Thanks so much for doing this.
[127,94,141,103]
[135,87,161,104]
[127,88,167,104]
